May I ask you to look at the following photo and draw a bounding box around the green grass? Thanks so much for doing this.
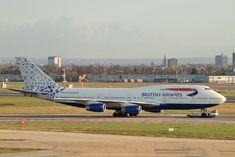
[0,147,40,154]
[217,90,235,97]
[0,82,23,93]
[0,122,234,140]
[0,96,100,114]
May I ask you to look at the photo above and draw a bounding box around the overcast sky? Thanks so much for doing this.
[0,0,235,59]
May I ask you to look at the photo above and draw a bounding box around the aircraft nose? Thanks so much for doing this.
[222,95,226,103]
[220,95,226,104]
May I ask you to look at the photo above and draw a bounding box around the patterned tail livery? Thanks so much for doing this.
[15,57,63,95]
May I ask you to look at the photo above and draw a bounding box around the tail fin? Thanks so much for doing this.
[15,57,62,95]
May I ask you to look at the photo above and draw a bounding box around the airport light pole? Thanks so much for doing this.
[62,68,67,83]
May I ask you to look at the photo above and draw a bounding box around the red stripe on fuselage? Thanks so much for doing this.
[165,88,197,91]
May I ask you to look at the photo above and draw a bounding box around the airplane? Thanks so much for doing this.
[14,57,226,117]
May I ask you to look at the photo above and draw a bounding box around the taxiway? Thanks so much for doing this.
[0,113,235,125]
[0,129,234,157]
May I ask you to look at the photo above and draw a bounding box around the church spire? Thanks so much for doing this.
[163,54,167,67]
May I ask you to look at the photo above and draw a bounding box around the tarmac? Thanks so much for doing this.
[0,129,235,157]
[0,114,235,125]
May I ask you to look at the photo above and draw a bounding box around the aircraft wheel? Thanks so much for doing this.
[129,113,138,117]
[201,113,207,118]
[113,111,128,117]
[113,112,118,117]
[123,112,128,117]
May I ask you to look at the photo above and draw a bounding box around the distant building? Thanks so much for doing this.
[86,74,208,83]
[48,56,61,67]
[233,52,235,71]
[209,76,235,84]
[215,54,228,68]
[168,58,177,70]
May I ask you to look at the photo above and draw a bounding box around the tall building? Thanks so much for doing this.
[168,58,177,70]
[215,54,228,68]
[48,56,61,67]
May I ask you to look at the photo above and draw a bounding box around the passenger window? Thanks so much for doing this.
[205,88,211,90]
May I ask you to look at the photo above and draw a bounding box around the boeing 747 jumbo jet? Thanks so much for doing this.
[15,57,226,117]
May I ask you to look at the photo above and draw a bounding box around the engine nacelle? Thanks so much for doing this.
[86,102,106,112]
[121,104,141,115]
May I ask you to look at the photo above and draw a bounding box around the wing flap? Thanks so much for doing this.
[54,97,160,108]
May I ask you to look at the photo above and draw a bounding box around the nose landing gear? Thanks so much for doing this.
[187,108,219,118]
[201,108,207,112]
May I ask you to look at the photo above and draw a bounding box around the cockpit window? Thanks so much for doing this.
[205,88,211,90]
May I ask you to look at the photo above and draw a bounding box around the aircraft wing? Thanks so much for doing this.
[54,97,161,109]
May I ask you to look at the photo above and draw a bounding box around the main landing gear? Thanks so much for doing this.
[112,111,138,117]
[201,108,208,118]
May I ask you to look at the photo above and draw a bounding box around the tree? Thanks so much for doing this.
[191,68,198,75]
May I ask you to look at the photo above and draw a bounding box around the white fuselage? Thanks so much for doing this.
[54,85,226,110]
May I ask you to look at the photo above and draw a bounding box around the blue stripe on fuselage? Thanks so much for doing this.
[158,103,218,109]
[187,90,198,97]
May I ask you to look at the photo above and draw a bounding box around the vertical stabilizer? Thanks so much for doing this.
[15,57,63,95]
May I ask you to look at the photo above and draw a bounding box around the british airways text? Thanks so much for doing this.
[141,92,182,97]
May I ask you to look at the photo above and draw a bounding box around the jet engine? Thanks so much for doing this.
[86,102,106,112]
[121,104,142,116]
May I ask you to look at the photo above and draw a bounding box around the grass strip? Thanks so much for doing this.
[0,121,234,140]
[0,147,41,154]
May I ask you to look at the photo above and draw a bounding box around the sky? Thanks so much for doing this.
[0,0,235,59]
